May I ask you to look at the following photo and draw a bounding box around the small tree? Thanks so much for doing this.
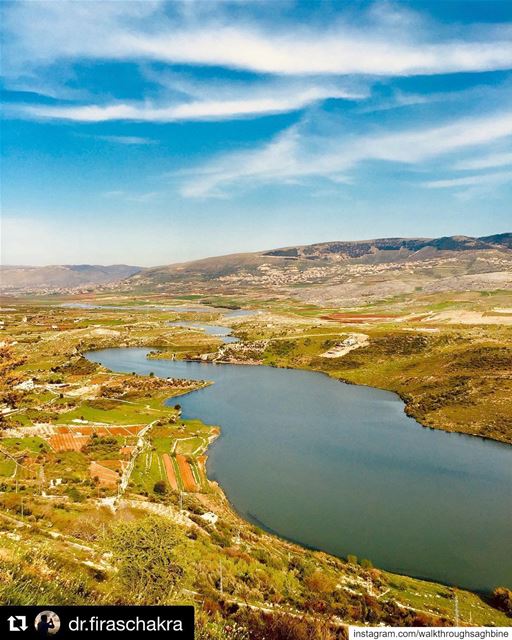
[153,480,167,495]
[108,515,185,604]
[66,486,84,502]
[492,587,512,616]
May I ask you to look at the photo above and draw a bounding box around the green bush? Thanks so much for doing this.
[107,515,185,604]
[153,480,167,495]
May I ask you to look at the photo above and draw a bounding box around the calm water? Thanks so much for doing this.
[87,347,512,591]
[167,322,240,344]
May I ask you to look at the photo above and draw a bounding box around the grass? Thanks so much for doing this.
[55,394,173,426]
[0,458,16,476]
[131,451,165,492]
[0,437,48,454]
[175,436,205,455]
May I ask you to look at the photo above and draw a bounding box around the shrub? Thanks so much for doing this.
[492,587,512,616]
[66,487,84,502]
[107,515,185,604]
[153,480,167,495]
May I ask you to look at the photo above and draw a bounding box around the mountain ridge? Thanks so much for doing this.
[0,264,141,292]
[125,232,512,305]
[2,233,511,298]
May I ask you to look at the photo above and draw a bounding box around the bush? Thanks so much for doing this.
[107,515,185,604]
[492,587,512,616]
[66,487,84,503]
[153,480,167,495]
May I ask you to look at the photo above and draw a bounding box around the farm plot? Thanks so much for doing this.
[175,436,206,455]
[0,457,16,477]
[130,451,164,493]
[89,460,125,487]
[196,455,209,489]
[48,433,90,452]
[162,453,179,490]
[176,454,198,492]
[56,425,143,436]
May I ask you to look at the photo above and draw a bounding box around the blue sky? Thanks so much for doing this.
[1,0,511,266]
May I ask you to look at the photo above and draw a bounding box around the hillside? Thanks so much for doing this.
[125,233,512,305]
[0,264,141,293]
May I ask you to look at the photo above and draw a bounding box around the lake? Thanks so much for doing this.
[86,347,512,591]
[167,321,240,344]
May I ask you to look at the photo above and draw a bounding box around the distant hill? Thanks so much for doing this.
[0,264,141,292]
[263,233,512,259]
[126,233,512,305]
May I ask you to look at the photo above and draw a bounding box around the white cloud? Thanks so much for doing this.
[94,135,156,145]
[421,171,512,189]
[178,111,512,197]
[102,190,161,202]
[3,1,512,79]
[421,170,512,201]
[18,80,364,122]
[454,151,512,171]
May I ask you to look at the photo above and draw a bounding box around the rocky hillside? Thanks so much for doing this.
[125,234,512,305]
[264,233,512,260]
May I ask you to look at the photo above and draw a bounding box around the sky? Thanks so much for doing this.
[1,0,512,267]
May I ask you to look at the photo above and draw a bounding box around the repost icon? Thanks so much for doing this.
[7,615,28,632]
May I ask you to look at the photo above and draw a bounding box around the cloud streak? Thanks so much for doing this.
[454,151,512,171]
[94,135,156,145]
[17,81,365,122]
[178,111,512,197]
[3,1,512,79]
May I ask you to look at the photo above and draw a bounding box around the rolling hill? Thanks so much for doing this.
[0,264,141,293]
[125,233,512,305]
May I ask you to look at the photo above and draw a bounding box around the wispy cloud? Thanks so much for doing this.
[421,170,512,201]
[454,151,512,171]
[102,189,161,203]
[94,135,156,145]
[17,80,365,122]
[3,1,512,79]
[178,110,512,197]
[422,171,512,189]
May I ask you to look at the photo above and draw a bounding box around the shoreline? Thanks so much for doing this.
[84,347,511,594]
[144,343,512,449]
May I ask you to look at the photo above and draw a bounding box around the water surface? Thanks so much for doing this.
[167,322,240,344]
[87,347,512,591]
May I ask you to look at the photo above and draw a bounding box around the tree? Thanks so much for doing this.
[107,516,185,604]
[492,587,512,616]
[153,480,167,495]
[66,486,84,502]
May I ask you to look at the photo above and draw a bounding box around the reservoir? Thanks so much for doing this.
[86,347,512,591]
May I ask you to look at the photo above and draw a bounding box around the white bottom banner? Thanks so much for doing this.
[349,627,512,640]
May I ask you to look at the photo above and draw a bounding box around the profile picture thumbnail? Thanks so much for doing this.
[34,610,61,636]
